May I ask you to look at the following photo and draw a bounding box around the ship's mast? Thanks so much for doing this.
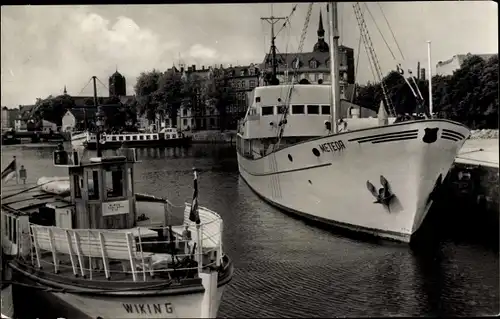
[92,76,103,157]
[261,8,286,86]
[328,2,340,134]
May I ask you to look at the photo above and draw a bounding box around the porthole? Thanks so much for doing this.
[312,148,320,157]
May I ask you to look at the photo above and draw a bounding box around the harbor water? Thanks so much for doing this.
[1,143,498,318]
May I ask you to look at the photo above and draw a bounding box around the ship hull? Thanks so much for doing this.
[9,258,233,319]
[237,119,470,243]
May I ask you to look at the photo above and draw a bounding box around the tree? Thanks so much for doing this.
[206,74,236,131]
[134,69,163,122]
[354,54,498,129]
[35,94,75,126]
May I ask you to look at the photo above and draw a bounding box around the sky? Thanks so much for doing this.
[1,1,498,108]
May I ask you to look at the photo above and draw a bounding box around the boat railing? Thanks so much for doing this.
[5,209,223,283]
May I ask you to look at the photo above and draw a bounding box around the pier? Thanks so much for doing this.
[1,130,69,145]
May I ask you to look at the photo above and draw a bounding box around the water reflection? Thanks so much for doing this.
[1,143,498,318]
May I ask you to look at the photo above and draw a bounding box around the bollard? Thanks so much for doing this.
[19,165,27,184]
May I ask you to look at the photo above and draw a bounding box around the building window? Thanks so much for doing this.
[249,68,255,75]
[240,70,245,76]
[321,105,331,115]
[261,106,274,116]
[210,118,215,126]
[182,109,187,116]
[241,81,246,89]
[249,80,256,88]
[183,119,188,126]
[105,165,124,198]
[292,105,305,114]
[309,60,318,69]
[307,105,320,114]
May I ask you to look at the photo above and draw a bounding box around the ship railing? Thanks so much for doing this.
[22,210,223,283]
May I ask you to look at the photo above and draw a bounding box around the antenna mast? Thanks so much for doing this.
[261,8,286,86]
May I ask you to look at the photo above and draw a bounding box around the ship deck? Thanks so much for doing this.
[456,139,499,169]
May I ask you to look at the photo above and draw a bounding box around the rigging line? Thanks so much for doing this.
[77,77,93,96]
[96,77,110,93]
[376,2,405,61]
[275,4,298,38]
[363,3,397,61]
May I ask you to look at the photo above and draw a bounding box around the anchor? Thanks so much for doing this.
[366,175,395,207]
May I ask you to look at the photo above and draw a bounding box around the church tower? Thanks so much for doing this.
[109,69,126,97]
[313,9,330,53]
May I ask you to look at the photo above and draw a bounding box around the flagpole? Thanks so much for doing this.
[14,156,19,185]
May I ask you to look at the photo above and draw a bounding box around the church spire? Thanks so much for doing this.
[63,85,67,95]
[313,8,329,53]
[318,9,325,39]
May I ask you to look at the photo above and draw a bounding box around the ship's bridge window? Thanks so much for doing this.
[321,105,331,115]
[119,136,124,141]
[132,135,137,141]
[146,135,151,140]
[278,106,288,114]
[261,106,274,116]
[105,165,124,199]
[139,135,144,140]
[87,170,100,200]
[307,105,320,114]
[112,136,117,141]
[126,136,131,141]
[153,134,158,140]
[292,105,305,114]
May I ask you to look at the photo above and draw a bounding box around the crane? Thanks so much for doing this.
[352,2,396,117]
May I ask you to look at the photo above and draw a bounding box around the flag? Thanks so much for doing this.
[1,158,17,184]
[189,169,200,224]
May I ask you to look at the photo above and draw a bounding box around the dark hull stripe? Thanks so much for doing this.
[358,132,418,144]
[441,135,461,142]
[441,132,463,141]
[349,129,419,142]
[443,129,466,139]
[240,162,332,177]
[238,171,411,243]
[371,135,418,144]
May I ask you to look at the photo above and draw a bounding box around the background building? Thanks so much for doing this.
[436,53,496,76]
[260,9,355,100]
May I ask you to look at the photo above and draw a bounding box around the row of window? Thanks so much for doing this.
[74,166,133,201]
[261,105,331,116]
[89,134,160,142]
[230,80,257,89]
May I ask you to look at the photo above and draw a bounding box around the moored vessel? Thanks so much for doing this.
[1,146,233,318]
[236,2,471,243]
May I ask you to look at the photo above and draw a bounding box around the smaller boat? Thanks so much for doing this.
[82,127,192,150]
[1,146,233,318]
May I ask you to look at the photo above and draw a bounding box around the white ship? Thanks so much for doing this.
[236,2,470,243]
[1,148,233,318]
